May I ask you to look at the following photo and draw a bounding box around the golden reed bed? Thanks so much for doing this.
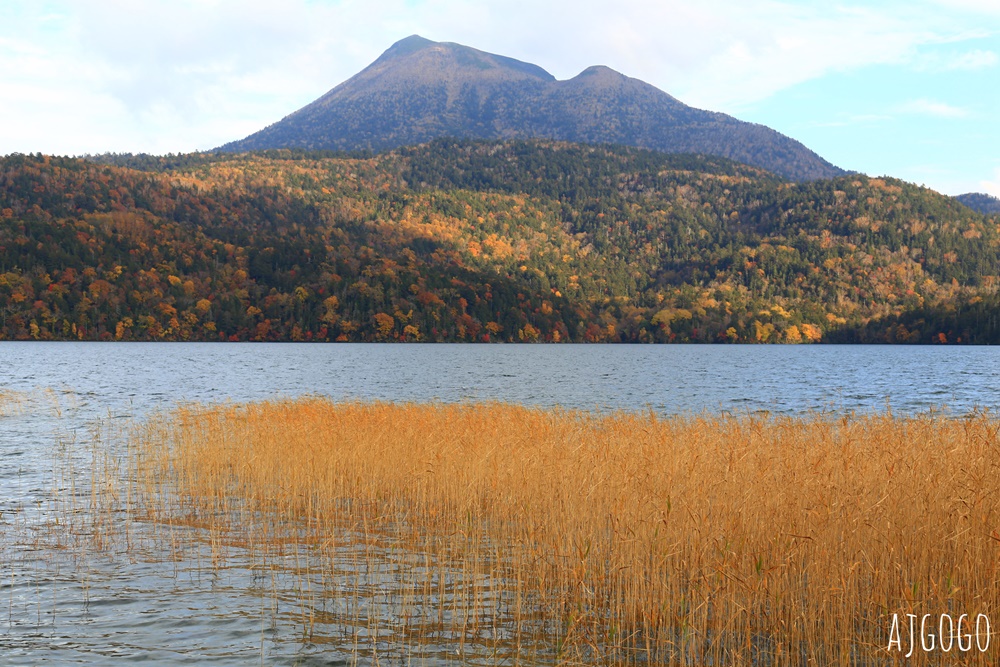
[121,400,1000,665]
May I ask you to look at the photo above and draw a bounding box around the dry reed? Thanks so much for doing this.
[0,388,26,417]
[117,400,1000,665]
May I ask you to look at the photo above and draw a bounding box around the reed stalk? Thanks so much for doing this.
[115,399,1000,665]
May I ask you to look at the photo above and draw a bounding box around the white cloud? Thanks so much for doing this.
[897,98,970,118]
[807,113,893,128]
[914,48,999,71]
[981,168,1000,198]
[851,114,895,123]
[459,1,944,112]
[929,0,1000,16]
[657,4,935,111]
[0,0,997,156]
[950,49,998,69]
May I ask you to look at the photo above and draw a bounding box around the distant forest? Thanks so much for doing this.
[956,192,1000,216]
[1,139,998,343]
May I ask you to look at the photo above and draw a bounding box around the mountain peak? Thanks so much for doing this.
[380,34,436,59]
[565,65,637,90]
[220,37,844,181]
[578,65,624,78]
[369,35,554,82]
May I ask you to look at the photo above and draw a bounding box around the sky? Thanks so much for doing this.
[1,0,998,197]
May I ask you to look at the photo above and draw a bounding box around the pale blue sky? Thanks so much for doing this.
[0,0,997,196]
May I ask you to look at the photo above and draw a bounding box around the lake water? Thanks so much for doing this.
[1,342,997,417]
[1,342,998,665]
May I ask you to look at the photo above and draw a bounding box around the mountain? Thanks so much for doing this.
[219,36,844,182]
[4,140,999,344]
[956,192,1000,215]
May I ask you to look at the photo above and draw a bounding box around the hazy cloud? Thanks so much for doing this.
[929,0,1000,16]
[807,113,893,128]
[914,49,999,71]
[0,0,996,174]
[897,98,970,118]
[981,168,1000,198]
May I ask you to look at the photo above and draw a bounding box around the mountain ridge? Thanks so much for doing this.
[956,192,1000,215]
[219,36,844,182]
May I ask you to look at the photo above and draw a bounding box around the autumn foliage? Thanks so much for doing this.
[1,141,998,342]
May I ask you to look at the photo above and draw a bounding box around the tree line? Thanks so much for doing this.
[0,140,997,343]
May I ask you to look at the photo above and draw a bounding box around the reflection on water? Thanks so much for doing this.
[1,400,554,666]
[2,343,1000,664]
[4,512,546,666]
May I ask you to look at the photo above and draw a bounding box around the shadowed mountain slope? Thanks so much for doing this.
[956,192,1000,215]
[219,36,844,182]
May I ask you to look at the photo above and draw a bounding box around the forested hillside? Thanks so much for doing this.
[1,140,997,343]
